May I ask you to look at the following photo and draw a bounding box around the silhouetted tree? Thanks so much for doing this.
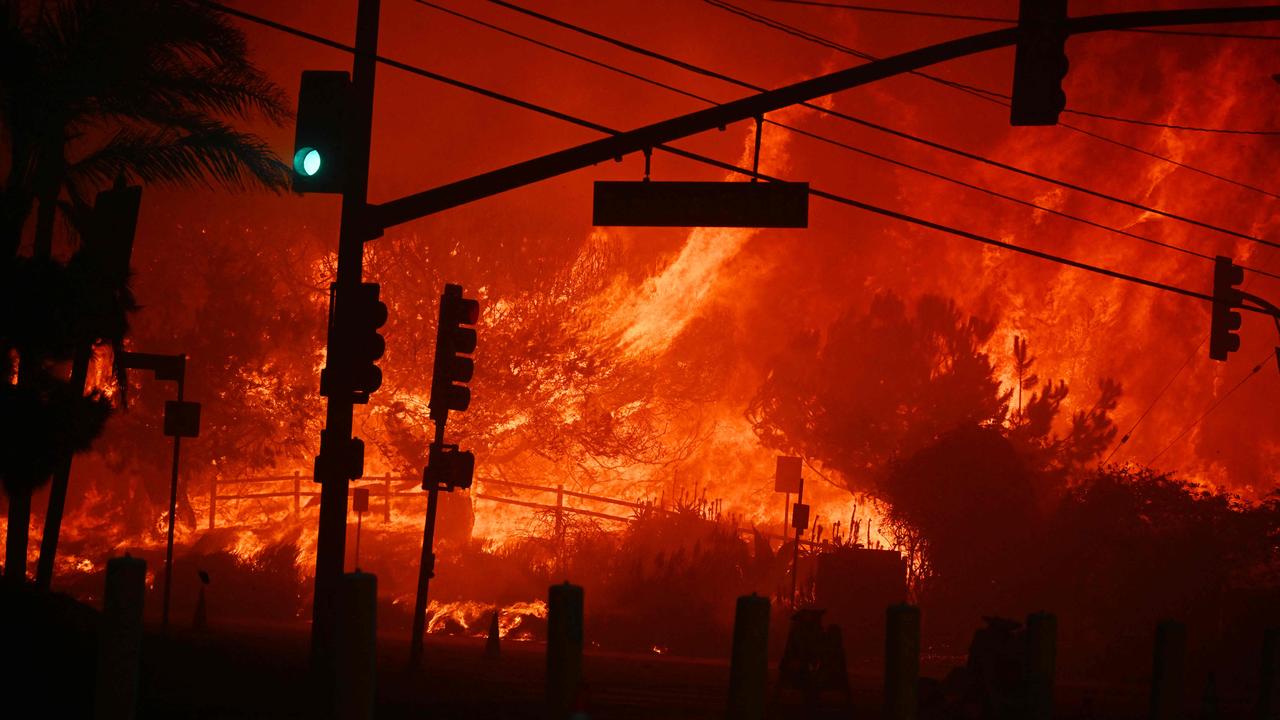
[0,0,289,581]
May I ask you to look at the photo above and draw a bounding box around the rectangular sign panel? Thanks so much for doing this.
[593,181,809,228]
[775,456,803,494]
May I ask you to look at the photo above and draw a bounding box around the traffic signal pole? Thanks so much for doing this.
[310,0,380,685]
[409,422,444,667]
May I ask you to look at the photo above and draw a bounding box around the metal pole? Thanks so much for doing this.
[161,374,184,636]
[311,0,380,678]
[791,476,803,609]
[409,482,441,666]
[209,474,217,529]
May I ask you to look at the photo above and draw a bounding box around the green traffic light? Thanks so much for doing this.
[293,147,322,177]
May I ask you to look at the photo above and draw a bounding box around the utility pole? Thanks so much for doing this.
[310,0,380,684]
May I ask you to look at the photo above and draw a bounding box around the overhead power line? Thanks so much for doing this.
[487,0,1280,241]
[203,0,1280,322]
[418,0,1280,281]
[766,0,1280,41]
[707,0,1280,136]
[1146,348,1276,464]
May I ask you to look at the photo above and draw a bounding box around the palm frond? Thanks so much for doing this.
[69,119,290,192]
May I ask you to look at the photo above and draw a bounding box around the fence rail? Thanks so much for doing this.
[207,472,823,547]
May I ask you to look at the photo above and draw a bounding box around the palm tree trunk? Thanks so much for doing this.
[34,343,91,589]
[5,486,32,584]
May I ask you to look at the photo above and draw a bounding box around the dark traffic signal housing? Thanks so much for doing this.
[423,443,475,492]
[293,70,351,193]
[1209,256,1245,361]
[429,284,479,423]
[320,282,387,404]
[1010,0,1069,126]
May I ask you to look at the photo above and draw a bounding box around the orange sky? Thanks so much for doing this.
[123,0,1280,507]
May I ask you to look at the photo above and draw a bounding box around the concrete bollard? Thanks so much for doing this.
[1151,620,1187,720]
[547,582,584,719]
[727,593,770,720]
[94,555,146,720]
[334,572,377,720]
[885,603,920,720]
[1025,612,1057,720]
[485,608,501,660]
[1260,628,1279,720]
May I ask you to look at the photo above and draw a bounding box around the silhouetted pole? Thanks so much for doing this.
[409,473,441,667]
[885,603,920,720]
[335,572,377,720]
[311,0,380,684]
[728,593,770,720]
[94,555,146,720]
[485,608,501,660]
[1260,628,1279,720]
[548,582,584,719]
[1025,612,1057,720]
[4,487,30,584]
[34,345,90,589]
[791,476,804,608]
[160,367,186,635]
[1151,620,1187,720]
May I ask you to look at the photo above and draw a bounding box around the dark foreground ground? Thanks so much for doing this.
[1,587,1265,719]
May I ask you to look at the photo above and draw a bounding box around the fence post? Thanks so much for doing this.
[547,581,584,719]
[208,474,216,529]
[384,475,391,523]
[94,555,146,720]
[1260,628,1279,720]
[293,470,301,517]
[1151,620,1187,720]
[1025,612,1057,720]
[727,593,770,720]
[885,603,920,720]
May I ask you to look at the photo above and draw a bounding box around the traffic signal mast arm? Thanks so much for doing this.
[371,5,1280,231]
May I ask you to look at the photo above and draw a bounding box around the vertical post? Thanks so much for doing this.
[335,572,377,720]
[782,492,790,539]
[35,344,91,589]
[1151,620,1187,720]
[161,370,185,636]
[727,593,770,720]
[94,555,146,720]
[791,476,804,608]
[383,475,391,523]
[1257,628,1278,720]
[885,603,920,720]
[409,483,441,666]
[1025,612,1057,720]
[294,470,301,517]
[310,0,380,678]
[208,474,217,529]
[547,582,585,720]
[555,484,565,574]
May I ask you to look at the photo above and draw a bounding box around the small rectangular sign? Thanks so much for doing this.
[163,400,201,438]
[353,487,370,514]
[791,502,810,533]
[593,181,809,228]
[775,456,802,494]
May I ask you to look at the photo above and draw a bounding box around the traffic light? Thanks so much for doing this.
[321,282,387,403]
[1209,256,1245,361]
[429,284,480,422]
[292,70,350,193]
[1010,0,1069,126]
[423,443,475,492]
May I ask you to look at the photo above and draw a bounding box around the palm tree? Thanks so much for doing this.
[0,0,292,584]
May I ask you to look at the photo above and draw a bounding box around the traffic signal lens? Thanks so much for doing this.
[460,298,480,325]
[294,147,322,177]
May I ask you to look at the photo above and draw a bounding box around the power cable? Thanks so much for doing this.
[1146,348,1276,464]
[488,0,1280,238]
[766,0,1280,41]
[418,0,1280,280]
[706,0,1280,136]
[199,1,1280,319]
